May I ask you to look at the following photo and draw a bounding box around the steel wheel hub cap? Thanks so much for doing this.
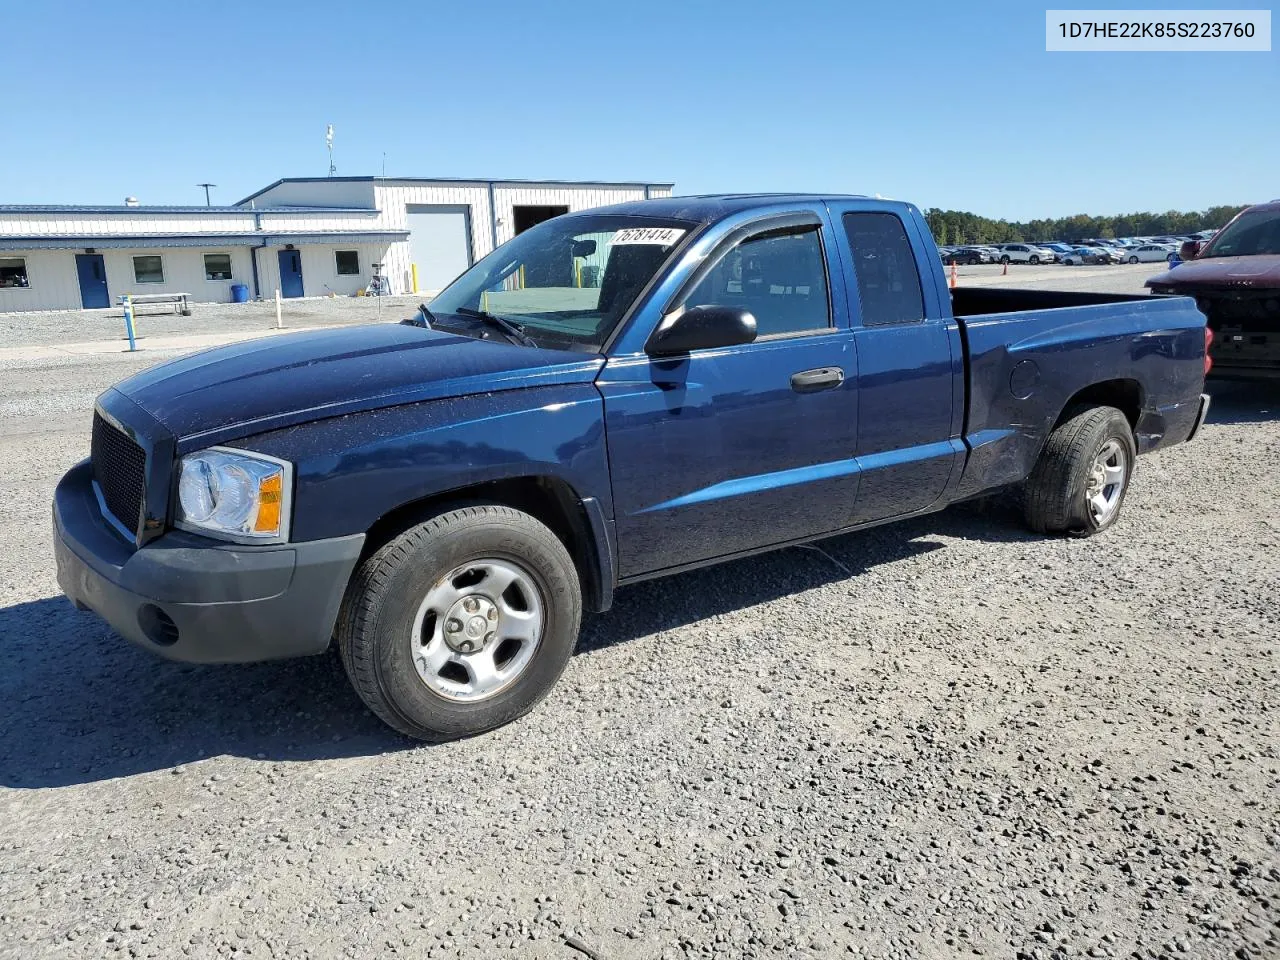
[1085,439,1127,524]
[444,595,499,654]
[409,558,544,703]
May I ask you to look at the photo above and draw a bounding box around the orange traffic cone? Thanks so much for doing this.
[949,261,958,289]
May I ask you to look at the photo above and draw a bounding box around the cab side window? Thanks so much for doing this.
[842,212,926,326]
[683,226,830,338]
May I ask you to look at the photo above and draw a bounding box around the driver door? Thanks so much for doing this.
[598,214,860,579]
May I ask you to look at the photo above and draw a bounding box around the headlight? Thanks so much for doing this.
[175,447,292,543]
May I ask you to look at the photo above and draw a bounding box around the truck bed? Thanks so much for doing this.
[947,288,1207,500]
[950,287,1154,317]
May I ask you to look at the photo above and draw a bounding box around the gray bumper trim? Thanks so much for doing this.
[1185,393,1211,442]
[54,460,364,664]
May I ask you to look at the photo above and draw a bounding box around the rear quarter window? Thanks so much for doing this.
[842,212,926,326]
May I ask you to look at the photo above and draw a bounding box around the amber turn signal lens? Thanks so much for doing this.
[254,473,284,534]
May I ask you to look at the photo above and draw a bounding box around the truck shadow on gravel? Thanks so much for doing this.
[578,497,1032,656]
[0,501,1033,789]
[1204,378,1280,424]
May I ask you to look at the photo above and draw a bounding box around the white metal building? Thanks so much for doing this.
[0,177,674,313]
[238,177,675,296]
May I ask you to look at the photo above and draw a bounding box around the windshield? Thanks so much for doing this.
[1200,208,1280,258]
[429,214,695,351]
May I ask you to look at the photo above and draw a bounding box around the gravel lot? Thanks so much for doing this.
[1,271,1277,960]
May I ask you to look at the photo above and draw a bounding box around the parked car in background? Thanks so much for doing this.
[1148,200,1280,378]
[942,246,988,265]
[995,243,1052,264]
[1123,244,1177,264]
[1083,239,1125,255]
[1061,246,1116,265]
[1037,242,1077,261]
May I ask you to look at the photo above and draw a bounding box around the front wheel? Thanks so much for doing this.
[1023,406,1137,536]
[1029,255,1040,264]
[337,504,582,741]
[1128,255,1139,264]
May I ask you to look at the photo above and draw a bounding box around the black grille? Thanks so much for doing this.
[91,411,146,535]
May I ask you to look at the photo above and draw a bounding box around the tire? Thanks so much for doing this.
[1167,253,1176,262]
[1029,255,1040,264]
[1023,405,1137,537]
[1128,255,1139,264]
[1000,255,1010,265]
[337,504,582,741]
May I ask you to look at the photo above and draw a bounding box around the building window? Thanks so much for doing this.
[0,257,29,289]
[204,253,233,281]
[132,255,165,284]
[335,250,360,276]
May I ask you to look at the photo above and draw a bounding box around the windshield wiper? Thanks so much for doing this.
[454,306,539,347]
[400,302,438,329]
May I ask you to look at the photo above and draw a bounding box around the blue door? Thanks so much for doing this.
[599,218,860,579]
[75,254,109,309]
[831,206,963,523]
[278,250,304,298]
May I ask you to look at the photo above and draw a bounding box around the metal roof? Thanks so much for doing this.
[237,176,676,206]
[0,204,380,215]
[0,231,409,251]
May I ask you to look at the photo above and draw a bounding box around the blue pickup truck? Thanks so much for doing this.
[54,195,1211,740]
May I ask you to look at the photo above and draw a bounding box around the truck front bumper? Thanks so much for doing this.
[53,460,364,664]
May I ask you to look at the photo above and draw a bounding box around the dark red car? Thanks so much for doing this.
[1147,201,1280,378]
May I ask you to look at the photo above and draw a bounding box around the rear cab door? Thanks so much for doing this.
[825,199,966,521]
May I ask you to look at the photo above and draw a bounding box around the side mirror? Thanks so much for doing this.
[646,305,757,356]
[570,238,597,258]
[1180,240,1203,261]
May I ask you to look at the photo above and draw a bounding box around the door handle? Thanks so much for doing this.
[790,366,845,393]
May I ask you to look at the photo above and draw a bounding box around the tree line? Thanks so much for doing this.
[924,205,1247,246]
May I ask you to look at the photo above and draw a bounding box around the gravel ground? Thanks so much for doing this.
[2,264,1159,350]
[3,295,427,349]
[1,295,1277,959]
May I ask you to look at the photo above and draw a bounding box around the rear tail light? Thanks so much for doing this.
[1204,327,1213,376]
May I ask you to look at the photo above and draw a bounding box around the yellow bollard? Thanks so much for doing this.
[410,263,419,294]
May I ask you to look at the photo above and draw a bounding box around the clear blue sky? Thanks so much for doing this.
[3,0,1275,219]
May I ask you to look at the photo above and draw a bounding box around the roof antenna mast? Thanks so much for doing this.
[326,124,336,177]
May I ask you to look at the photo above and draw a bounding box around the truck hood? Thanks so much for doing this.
[1147,254,1280,289]
[107,323,604,446]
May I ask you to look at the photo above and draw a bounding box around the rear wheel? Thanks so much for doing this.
[1023,406,1136,537]
[1167,252,1176,262]
[1000,255,1010,265]
[337,504,582,741]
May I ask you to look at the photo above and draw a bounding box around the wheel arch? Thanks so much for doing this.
[1053,378,1144,431]
[359,474,615,613]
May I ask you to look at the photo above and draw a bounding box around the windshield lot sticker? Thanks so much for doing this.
[612,227,686,247]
